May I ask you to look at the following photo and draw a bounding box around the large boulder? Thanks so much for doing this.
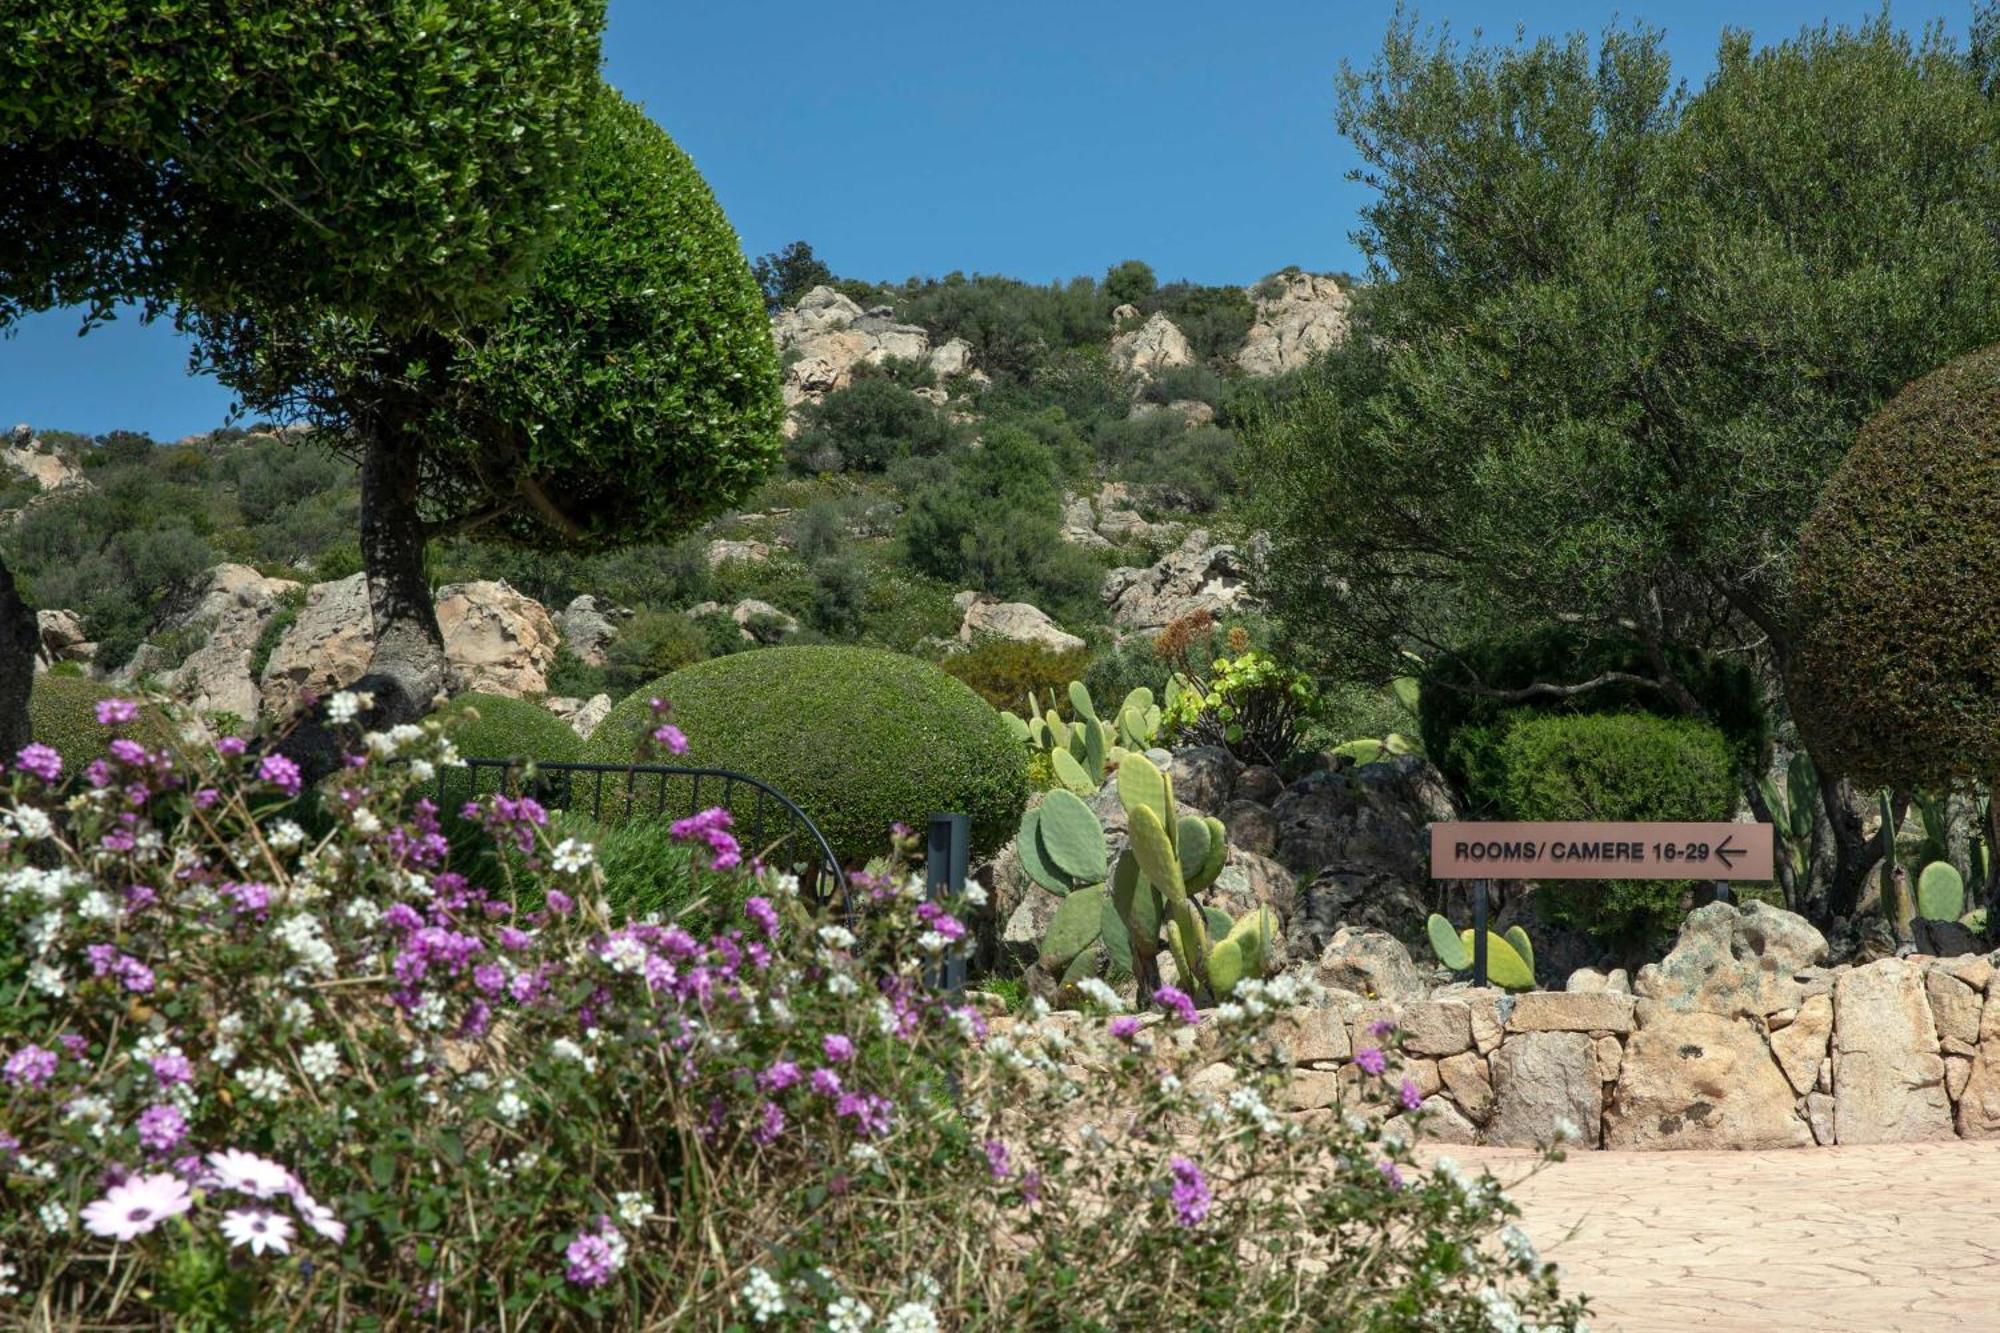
[957,598,1084,654]
[1487,1031,1601,1148]
[1632,901,1829,1020]
[1603,1010,1810,1150]
[435,580,560,699]
[2,434,84,492]
[1108,311,1194,380]
[120,564,303,723]
[1167,746,1239,814]
[34,609,93,672]
[259,573,375,719]
[1236,271,1352,377]
[557,595,626,667]
[1954,987,2000,1138]
[1314,928,1425,1002]
[1102,529,1255,636]
[769,286,940,425]
[1831,958,1954,1143]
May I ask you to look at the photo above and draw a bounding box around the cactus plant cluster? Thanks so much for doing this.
[1002,681,1161,797]
[1875,788,1985,940]
[1424,913,1537,991]
[1015,752,1275,1002]
[1757,751,1818,893]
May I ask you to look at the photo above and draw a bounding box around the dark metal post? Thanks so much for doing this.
[1713,880,1733,905]
[926,813,970,994]
[1472,879,1489,989]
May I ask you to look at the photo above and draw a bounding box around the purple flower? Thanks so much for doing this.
[1152,986,1201,1027]
[743,896,780,940]
[215,735,248,757]
[1355,1047,1387,1077]
[1108,1015,1141,1042]
[3,1044,57,1088]
[1368,1018,1396,1038]
[651,723,689,755]
[751,1101,786,1146]
[258,754,302,798]
[545,889,574,916]
[821,1033,855,1063]
[150,1052,194,1086]
[669,806,742,871]
[1398,1077,1423,1112]
[1168,1156,1211,1228]
[1377,1159,1405,1191]
[809,1067,843,1098]
[14,743,62,783]
[983,1139,1011,1180]
[95,698,139,726]
[563,1218,623,1288]
[836,1091,894,1138]
[109,738,149,766]
[136,1104,188,1154]
[759,1060,801,1093]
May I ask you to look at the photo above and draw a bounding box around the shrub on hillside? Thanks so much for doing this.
[27,675,169,774]
[1789,342,2000,792]
[786,377,957,475]
[585,646,1029,865]
[435,693,584,763]
[601,608,709,692]
[1494,711,1741,942]
[0,710,1585,1330]
[942,638,1096,710]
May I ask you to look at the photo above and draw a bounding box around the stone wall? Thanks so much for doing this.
[1019,901,2000,1151]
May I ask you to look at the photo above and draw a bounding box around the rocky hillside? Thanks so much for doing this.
[5,260,1355,735]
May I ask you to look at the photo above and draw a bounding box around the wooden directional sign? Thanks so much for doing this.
[1430,822,1774,881]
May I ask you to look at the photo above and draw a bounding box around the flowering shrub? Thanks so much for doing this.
[0,696,1583,1329]
[1159,626,1319,764]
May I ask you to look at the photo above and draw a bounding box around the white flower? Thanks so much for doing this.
[917,929,948,954]
[961,879,987,907]
[1213,1001,1246,1025]
[601,935,648,973]
[412,992,450,1032]
[275,913,337,976]
[827,1296,874,1333]
[27,960,65,997]
[326,690,371,725]
[495,1089,528,1125]
[1074,976,1124,1011]
[37,1201,69,1234]
[847,1141,883,1170]
[1552,1115,1582,1144]
[817,925,856,950]
[266,820,306,853]
[884,1300,941,1333]
[615,1191,649,1228]
[298,1041,340,1082]
[76,889,116,922]
[350,807,382,837]
[1499,1223,1539,1267]
[772,872,802,899]
[238,1066,289,1104]
[872,997,899,1036]
[0,1256,20,1297]
[6,807,54,842]
[741,1267,786,1323]
[552,838,596,874]
[409,758,436,782]
[1027,997,1051,1020]
[220,1208,294,1257]
[344,897,382,929]
[1476,1287,1522,1333]
[1432,1155,1467,1193]
[825,973,858,998]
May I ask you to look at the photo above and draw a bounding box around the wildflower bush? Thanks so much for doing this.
[0,697,1584,1330]
[1157,617,1318,765]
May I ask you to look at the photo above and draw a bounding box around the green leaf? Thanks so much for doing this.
[1427,913,1472,970]
[1040,884,1106,970]
[1036,789,1108,883]
[1015,808,1076,896]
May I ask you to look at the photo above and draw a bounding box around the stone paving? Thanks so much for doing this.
[1456,1142,2000,1332]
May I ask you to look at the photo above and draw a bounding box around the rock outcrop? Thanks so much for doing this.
[1102,529,1255,636]
[1060,482,1183,551]
[1236,271,1352,376]
[769,286,982,429]
[116,564,303,723]
[957,597,1085,654]
[259,573,375,719]
[34,609,94,672]
[557,595,627,667]
[1108,311,1194,380]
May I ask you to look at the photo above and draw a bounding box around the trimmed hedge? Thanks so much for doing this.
[1790,343,2000,790]
[28,675,170,775]
[1419,625,1766,811]
[435,694,584,763]
[585,646,1029,866]
[1495,712,1740,942]
[941,638,1095,711]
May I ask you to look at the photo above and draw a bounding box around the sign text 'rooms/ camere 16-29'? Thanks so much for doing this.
[1427,822,1775,881]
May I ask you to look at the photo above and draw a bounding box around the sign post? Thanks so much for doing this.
[1429,822,1775,987]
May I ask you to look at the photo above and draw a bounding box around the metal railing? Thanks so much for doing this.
[439,759,845,911]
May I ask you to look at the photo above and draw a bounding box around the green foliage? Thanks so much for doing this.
[1917,862,1967,923]
[27,675,165,774]
[584,646,1028,865]
[434,693,583,763]
[562,814,708,926]
[1160,649,1317,765]
[1496,713,1740,942]
[601,610,709,694]
[1002,681,1161,796]
[889,273,1110,384]
[787,377,958,474]
[1151,282,1257,366]
[1419,626,1767,809]
[1103,260,1158,307]
[1,1,605,328]
[1757,751,1820,902]
[1789,343,2000,792]
[751,240,834,313]
[941,639,1095,711]
[190,84,784,555]
[1425,915,1537,990]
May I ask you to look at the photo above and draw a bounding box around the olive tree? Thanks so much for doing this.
[0,1,606,756]
[1246,11,2000,919]
[187,86,784,754]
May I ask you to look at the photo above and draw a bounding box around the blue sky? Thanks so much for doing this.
[0,0,1972,439]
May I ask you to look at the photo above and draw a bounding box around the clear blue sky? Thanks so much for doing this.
[0,0,1971,439]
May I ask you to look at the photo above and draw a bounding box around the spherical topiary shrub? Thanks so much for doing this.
[585,646,1030,866]
[28,675,169,775]
[1789,343,2000,792]
[434,694,584,763]
[1496,712,1741,943]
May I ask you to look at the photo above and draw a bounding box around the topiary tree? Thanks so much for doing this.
[584,646,1030,866]
[434,693,584,765]
[190,85,783,758]
[1789,342,2000,922]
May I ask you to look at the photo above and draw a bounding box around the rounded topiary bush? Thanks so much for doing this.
[28,675,168,774]
[435,693,584,763]
[1496,711,1740,943]
[585,646,1030,866]
[1790,343,2000,792]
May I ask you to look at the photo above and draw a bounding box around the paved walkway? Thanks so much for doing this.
[1456,1142,2000,1332]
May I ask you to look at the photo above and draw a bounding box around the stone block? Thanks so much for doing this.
[1604,1010,1810,1150]
[1771,993,1832,1096]
[1833,959,1953,1144]
[1400,1000,1474,1057]
[1487,1031,1600,1148]
[1507,990,1635,1035]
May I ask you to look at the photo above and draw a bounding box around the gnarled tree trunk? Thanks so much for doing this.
[1817,769,1880,925]
[0,556,36,759]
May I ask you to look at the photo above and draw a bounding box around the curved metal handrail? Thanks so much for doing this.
[442,758,846,912]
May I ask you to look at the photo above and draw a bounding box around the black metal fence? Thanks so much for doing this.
[439,759,845,909]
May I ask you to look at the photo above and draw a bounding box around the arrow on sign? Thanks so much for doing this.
[1716,834,1744,870]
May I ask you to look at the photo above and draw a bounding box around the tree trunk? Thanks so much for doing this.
[0,555,36,759]
[1985,785,2000,945]
[1818,769,1881,924]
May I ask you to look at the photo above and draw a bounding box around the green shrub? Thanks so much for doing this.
[434,693,583,763]
[941,638,1096,710]
[1790,341,2000,790]
[786,377,957,474]
[1494,712,1740,942]
[601,608,708,692]
[584,646,1029,865]
[1420,624,1767,805]
[556,813,709,926]
[27,676,169,774]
